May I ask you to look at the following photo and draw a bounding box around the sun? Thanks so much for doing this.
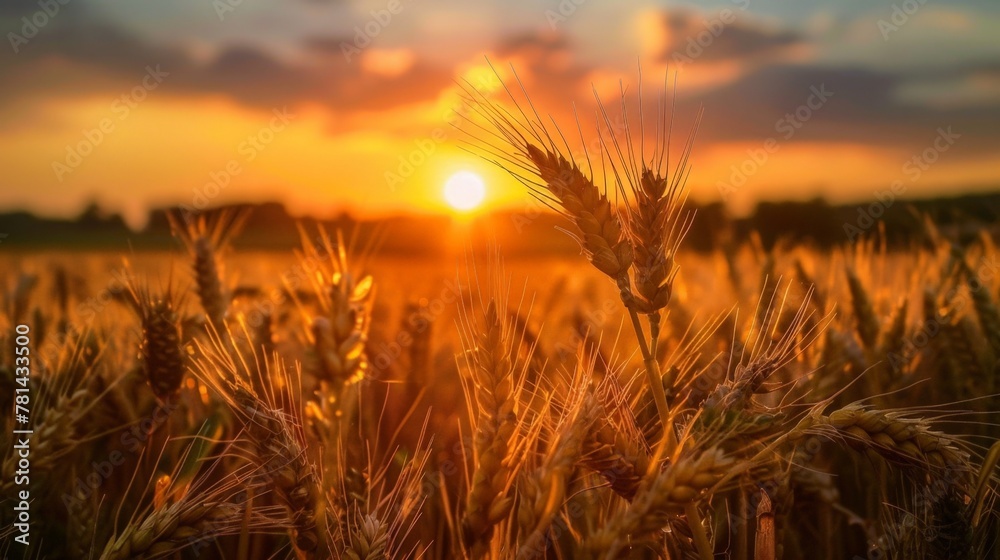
[443,171,487,212]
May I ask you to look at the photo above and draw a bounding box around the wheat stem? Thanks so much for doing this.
[627,307,675,452]
[685,503,714,560]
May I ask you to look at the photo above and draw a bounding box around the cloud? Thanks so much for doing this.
[486,31,595,108]
[2,3,999,163]
[655,9,807,65]
[821,6,1000,72]
[0,20,455,121]
[688,62,1000,154]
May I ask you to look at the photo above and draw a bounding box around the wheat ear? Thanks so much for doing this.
[99,500,242,560]
[517,387,596,559]
[0,388,90,499]
[580,390,651,501]
[137,291,185,401]
[168,208,249,330]
[845,266,879,350]
[813,405,972,484]
[235,386,323,554]
[461,300,518,556]
[585,447,734,559]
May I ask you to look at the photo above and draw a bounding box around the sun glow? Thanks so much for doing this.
[443,171,486,212]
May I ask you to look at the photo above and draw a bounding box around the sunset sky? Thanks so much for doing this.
[1,0,999,227]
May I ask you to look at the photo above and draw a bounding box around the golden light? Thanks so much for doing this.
[443,171,486,211]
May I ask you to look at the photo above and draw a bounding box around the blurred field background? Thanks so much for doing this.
[4,206,1000,558]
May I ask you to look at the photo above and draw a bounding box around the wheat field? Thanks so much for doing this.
[2,79,1000,560]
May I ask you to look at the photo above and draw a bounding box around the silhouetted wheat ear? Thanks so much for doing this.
[845,266,879,350]
[879,299,909,362]
[139,295,185,401]
[958,251,1000,358]
[525,144,633,284]
[194,235,226,326]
